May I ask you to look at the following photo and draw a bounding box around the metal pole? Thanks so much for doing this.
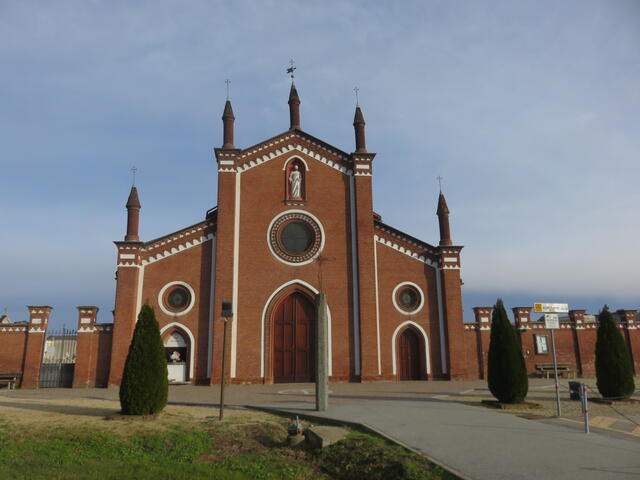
[581,383,590,434]
[550,329,561,417]
[218,318,228,421]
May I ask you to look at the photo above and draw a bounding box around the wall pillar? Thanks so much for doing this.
[211,148,240,384]
[472,307,492,379]
[73,306,99,387]
[21,306,51,388]
[438,248,466,379]
[351,152,378,381]
[512,307,534,373]
[568,310,587,376]
[618,310,639,374]
[108,244,142,386]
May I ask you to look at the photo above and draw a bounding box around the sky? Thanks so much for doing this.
[1,1,639,329]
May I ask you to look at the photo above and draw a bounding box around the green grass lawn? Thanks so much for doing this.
[0,413,456,480]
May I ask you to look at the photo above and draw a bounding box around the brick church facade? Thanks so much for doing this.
[2,85,638,388]
[106,83,467,386]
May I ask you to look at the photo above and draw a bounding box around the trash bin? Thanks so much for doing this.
[569,381,581,401]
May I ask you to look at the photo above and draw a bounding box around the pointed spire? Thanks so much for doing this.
[125,185,141,242]
[288,83,301,130]
[353,105,367,153]
[437,192,452,246]
[222,99,235,149]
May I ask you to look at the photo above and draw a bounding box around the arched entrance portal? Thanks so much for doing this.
[398,328,422,380]
[164,331,189,383]
[272,292,316,383]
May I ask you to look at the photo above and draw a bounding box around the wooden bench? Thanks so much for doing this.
[535,363,575,379]
[0,372,22,390]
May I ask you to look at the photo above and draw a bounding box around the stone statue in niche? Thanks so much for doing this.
[289,164,302,199]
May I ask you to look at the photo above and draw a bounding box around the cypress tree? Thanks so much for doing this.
[488,299,528,403]
[595,305,635,400]
[119,303,168,415]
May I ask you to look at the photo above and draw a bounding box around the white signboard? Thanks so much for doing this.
[534,303,569,314]
[544,314,560,330]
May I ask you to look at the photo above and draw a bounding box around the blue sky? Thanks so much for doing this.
[1,1,639,328]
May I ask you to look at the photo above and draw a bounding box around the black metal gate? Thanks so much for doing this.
[39,328,77,388]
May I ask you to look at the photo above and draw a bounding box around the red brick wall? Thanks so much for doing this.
[229,144,356,383]
[0,330,28,373]
[374,238,442,380]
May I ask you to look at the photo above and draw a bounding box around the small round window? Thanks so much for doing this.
[392,282,424,314]
[164,286,191,313]
[398,287,419,310]
[269,212,323,264]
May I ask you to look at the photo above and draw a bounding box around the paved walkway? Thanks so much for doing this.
[2,380,638,480]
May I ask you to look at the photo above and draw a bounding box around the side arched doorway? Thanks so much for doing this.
[164,331,189,384]
[397,327,422,380]
[272,292,316,383]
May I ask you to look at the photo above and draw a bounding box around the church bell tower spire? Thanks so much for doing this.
[222,79,236,149]
[288,83,301,130]
[437,190,452,246]
[125,183,141,242]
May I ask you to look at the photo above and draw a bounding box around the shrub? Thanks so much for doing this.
[119,303,168,415]
[595,305,635,400]
[487,299,528,403]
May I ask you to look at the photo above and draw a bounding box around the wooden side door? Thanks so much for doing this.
[398,328,421,380]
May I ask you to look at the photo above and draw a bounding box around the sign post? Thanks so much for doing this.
[219,301,233,421]
[535,303,569,418]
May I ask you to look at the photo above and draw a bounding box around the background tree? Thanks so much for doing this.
[119,303,168,415]
[595,305,635,400]
[488,298,528,403]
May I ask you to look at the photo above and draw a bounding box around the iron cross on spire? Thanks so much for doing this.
[353,86,360,106]
[131,166,138,186]
[286,59,296,81]
[437,175,443,192]
[225,79,231,100]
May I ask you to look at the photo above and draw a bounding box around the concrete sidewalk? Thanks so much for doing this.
[268,398,639,480]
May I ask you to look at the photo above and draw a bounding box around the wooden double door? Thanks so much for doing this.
[398,328,422,380]
[273,292,315,383]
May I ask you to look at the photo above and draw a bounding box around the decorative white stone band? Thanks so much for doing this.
[354,172,372,176]
[219,160,235,165]
[239,133,349,162]
[444,257,458,262]
[29,327,46,333]
[119,253,136,260]
[238,144,352,176]
[0,327,27,332]
[145,224,213,252]
[480,317,489,322]
[374,235,436,268]
[142,234,214,265]
[375,226,438,255]
[78,327,97,333]
[31,318,42,324]
[80,318,91,324]
[355,164,370,170]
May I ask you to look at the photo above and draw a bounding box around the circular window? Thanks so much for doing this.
[158,282,196,317]
[398,287,419,310]
[269,212,323,265]
[392,282,425,315]
[167,287,190,310]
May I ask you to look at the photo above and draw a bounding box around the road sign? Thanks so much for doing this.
[534,303,569,314]
[544,313,560,329]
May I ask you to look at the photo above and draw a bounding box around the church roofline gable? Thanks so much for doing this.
[223,130,354,176]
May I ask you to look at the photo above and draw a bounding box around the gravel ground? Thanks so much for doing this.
[453,378,640,424]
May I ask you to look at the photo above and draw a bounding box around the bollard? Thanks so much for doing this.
[580,383,590,434]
